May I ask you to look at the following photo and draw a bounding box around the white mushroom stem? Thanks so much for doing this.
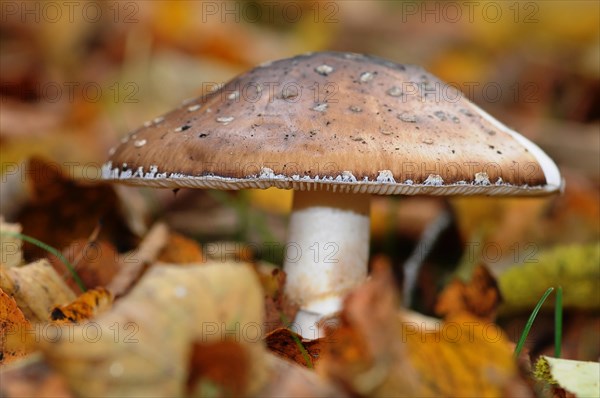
[283,190,370,338]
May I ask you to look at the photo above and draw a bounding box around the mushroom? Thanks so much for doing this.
[102,52,562,337]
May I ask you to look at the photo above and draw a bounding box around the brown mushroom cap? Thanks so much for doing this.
[103,52,561,195]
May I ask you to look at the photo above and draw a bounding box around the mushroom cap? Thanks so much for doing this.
[103,52,561,195]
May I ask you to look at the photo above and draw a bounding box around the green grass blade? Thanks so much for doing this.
[555,286,563,358]
[279,312,314,369]
[0,231,87,292]
[514,287,554,358]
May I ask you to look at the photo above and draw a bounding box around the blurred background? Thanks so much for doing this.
[1,1,599,359]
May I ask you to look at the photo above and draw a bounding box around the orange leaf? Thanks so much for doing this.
[157,232,204,264]
[435,264,501,322]
[50,287,113,324]
[0,288,33,365]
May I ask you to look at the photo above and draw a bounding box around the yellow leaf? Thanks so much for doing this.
[0,260,76,323]
[40,262,268,397]
[50,288,113,324]
[498,243,600,314]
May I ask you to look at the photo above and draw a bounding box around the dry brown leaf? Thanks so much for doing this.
[40,262,268,397]
[256,263,298,334]
[435,264,501,322]
[16,157,139,261]
[187,340,249,396]
[50,288,113,324]
[49,239,121,294]
[0,288,33,365]
[319,262,528,397]
[0,260,76,323]
[264,328,321,368]
[157,232,204,264]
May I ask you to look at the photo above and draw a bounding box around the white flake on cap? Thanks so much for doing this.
[258,167,285,180]
[376,170,396,183]
[315,64,334,76]
[335,171,357,183]
[423,174,444,186]
[145,165,158,179]
[359,72,375,82]
[473,172,491,185]
[133,167,144,178]
[312,103,328,112]
[216,116,234,124]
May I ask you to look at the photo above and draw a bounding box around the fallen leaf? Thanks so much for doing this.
[0,288,33,365]
[435,264,501,322]
[264,328,321,368]
[40,262,268,397]
[16,157,139,261]
[49,239,121,294]
[50,288,113,324]
[0,260,76,323]
[498,243,600,315]
[187,340,249,396]
[319,261,530,397]
[256,263,298,334]
[157,232,204,264]
[403,312,527,397]
[535,356,600,398]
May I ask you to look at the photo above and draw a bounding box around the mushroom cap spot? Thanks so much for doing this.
[216,116,234,124]
[315,64,334,76]
[105,51,561,195]
[386,86,403,97]
[133,139,147,148]
[312,103,328,112]
[359,71,375,82]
